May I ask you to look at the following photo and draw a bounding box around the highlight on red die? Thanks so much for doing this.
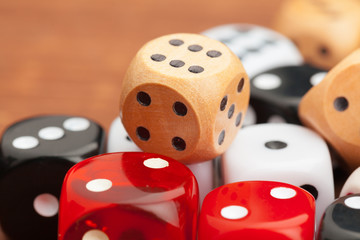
[58,152,199,240]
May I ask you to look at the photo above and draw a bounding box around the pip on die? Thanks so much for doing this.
[222,123,334,226]
[119,33,250,164]
[58,152,199,240]
[0,115,105,240]
[199,181,315,240]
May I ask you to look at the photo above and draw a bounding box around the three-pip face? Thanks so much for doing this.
[119,33,249,164]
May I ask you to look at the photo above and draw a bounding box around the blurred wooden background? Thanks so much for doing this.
[0,0,284,134]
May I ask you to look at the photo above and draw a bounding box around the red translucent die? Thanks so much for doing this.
[198,181,315,240]
[58,152,199,240]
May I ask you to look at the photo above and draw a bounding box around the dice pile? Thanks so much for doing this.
[1,0,360,239]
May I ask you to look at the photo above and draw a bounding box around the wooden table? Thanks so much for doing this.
[0,1,350,239]
[0,0,284,134]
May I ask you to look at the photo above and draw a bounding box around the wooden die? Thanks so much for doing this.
[273,0,360,69]
[299,49,360,170]
[119,33,249,164]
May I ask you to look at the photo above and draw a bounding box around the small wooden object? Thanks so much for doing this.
[299,49,360,171]
[273,0,360,70]
[119,33,249,164]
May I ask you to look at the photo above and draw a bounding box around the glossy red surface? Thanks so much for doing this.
[58,152,199,240]
[198,181,315,240]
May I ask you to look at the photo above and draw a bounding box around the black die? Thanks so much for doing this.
[250,64,327,124]
[0,115,105,240]
[317,194,360,239]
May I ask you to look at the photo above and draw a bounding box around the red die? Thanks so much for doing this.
[58,152,199,240]
[199,181,315,240]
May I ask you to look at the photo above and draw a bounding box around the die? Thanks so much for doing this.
[222,123,334,226]
[185,159,214,204]
[340,167,360,197]
[202,23,303,78]
[299,49,360,170]
[198,181,315,240]
[58,152,199,240]
[250,64,327,124]
[107,116,141,153]
[242,104,256,127]
[0,115,105,240]
[107,116,213,203]
[119,33,250,164]
[317,194,360,239]
[273,0,360,69]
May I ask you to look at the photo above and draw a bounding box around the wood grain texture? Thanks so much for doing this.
[119,33,249,164]
[0,0,284,135]
[299,48,360,171]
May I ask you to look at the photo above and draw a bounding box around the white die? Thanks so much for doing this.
[107,116,213,203]
[242,104,257,127]
[202,24,303,78]
[184,160,214,204]
[340,167,360,197]
[107,116,141,153]
[222,123,334,226]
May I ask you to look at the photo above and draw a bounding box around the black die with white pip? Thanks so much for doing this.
[0,115,105,240]
[317,194,360,239]
[250,64,327,124]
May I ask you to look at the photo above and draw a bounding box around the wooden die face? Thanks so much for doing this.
[202,24,303,78]
[58,152,199,240]
[122,83,201,162]
[299,49,360,169]
[120,33,249,164]
[273,0,360,69]
[137,33,235,80]
[324,66,360,146]
[213,74,249,155]
[199,181,315,240]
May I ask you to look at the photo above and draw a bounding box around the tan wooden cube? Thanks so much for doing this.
[273,0,360,70]
[299,49,360,170]
[119,33,249,164]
